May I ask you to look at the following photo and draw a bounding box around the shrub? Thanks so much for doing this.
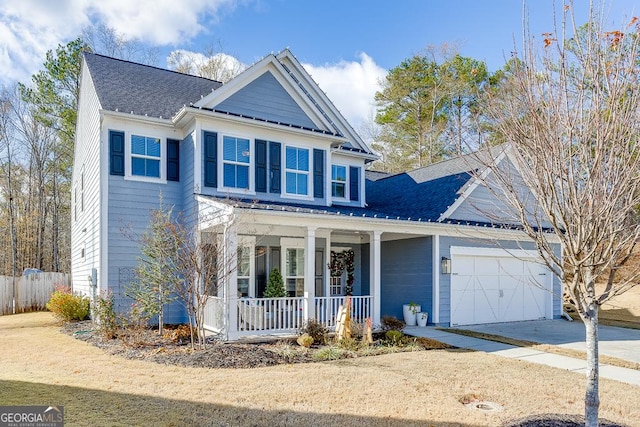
[163,325,193,344]
[312,346,346,361]
[381,315,404,332]
[385,330,404,345]
[337,337,367,351]
[92,291,118,340]
[264,268,286,297]
[46,286,90,322]
[297,333,314,348]
[299,319,328,345]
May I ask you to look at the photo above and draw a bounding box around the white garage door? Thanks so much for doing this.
[450,247,552,326]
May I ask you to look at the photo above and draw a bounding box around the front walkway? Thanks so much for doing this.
[405,326,640,387]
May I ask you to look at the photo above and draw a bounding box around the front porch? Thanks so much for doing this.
[203,294,373,340]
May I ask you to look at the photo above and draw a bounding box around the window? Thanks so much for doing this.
[222,136,250,189]
[285,146,309,195]
[285,248,305,297]
[331,165,347,198]
[237,247,251,297]
[131,135,161,178]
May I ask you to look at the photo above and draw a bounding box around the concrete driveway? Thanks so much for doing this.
[457,319,640,364]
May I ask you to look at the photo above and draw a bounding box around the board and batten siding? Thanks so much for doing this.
[71,60,103,298]
[380,237,433,320]
[214,71,318,130]
[437,236,562,325]
[107,160,187,324]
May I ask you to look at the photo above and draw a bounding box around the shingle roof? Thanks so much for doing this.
[84,52,222,119]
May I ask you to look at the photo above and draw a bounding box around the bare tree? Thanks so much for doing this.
[131,204,234,349]
[167,44,246,83]
[472,3,640,426]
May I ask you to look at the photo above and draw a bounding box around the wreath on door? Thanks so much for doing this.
[328,249,355,295]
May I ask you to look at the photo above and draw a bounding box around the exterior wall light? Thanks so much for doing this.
[441,257,451,274]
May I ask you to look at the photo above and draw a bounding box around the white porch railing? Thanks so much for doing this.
[203,295,225,332]
[237,296,305,332]
[314,296,372,330]
[202,294,374,338]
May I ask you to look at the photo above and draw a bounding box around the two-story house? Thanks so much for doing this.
[72,49,562,340]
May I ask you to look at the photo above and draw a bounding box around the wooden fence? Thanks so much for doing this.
[0,272,70,315]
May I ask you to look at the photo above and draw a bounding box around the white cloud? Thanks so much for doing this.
[0,0,235,85]
[302,53,387,131]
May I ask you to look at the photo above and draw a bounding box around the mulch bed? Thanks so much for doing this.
[62,321,314,368]
[61,321,451,369]
[503,413,627,427]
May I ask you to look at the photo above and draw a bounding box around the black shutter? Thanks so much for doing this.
[313,149,324,198]
[269,141,281,193]
[109,130,125,176]
[349,166,360,201]
[204,131,217,187]
[255,139,267,193]
[166,139,180,181]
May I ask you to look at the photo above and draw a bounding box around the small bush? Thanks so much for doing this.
[299,319,328,345]
[385,330,404,345]
[92,291,118,340]
[46,286,90,322]
[272,340,304,361]
[381,315,404,332]
[163,325,193,344]
[312,346,346,361]
[337,337,367,351]
[297,333,314,348]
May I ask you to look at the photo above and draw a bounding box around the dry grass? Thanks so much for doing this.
[441,328,640,372]
[1,312,640,427]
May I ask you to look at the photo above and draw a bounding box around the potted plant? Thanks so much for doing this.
[402,302,421,326]
[264,268,286,298]
[416,311,428,327]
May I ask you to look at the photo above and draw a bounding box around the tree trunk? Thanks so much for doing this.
[584,305,599,427]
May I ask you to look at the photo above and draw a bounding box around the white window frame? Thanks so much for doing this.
[237,236,256,297]
[284,145,311,199]
[220,134,253,193]
[124,132,166,183]
[331,164,348,200]
[281,238,305,297]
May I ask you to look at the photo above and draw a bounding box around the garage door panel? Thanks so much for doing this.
[450,248,551,326]
[473,258,500,275]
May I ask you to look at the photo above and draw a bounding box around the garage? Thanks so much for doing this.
[449,247,552,326]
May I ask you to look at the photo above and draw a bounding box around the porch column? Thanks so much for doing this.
[324,232,332,298]
[224,220,238,340]
[370,230,382,326]
[432,234,440,324]
[304,226,317,322]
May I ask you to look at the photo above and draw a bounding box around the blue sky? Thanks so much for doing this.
[1,0,637,130]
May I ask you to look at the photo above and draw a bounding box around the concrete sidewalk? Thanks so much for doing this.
[404,326,640,387]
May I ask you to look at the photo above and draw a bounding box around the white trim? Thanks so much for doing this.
[100,126,109,293]
[218,133,253,193]
[275,50,376,156]
[449,246,541,260]
[432,234,440,323]
[437,150,507,222]
[124,132,167,183]
[330,163,348,201]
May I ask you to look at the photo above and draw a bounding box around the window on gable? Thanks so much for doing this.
[131,135,161,178]
[331,165,347,199]
[285,146,309,196]
[222,136,250,189]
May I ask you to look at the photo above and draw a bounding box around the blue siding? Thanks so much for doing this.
[107,175,187,324]
[380,237,433,320]
[437,236,562,325]
[181,133,196,224]
[216,71,318,130]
